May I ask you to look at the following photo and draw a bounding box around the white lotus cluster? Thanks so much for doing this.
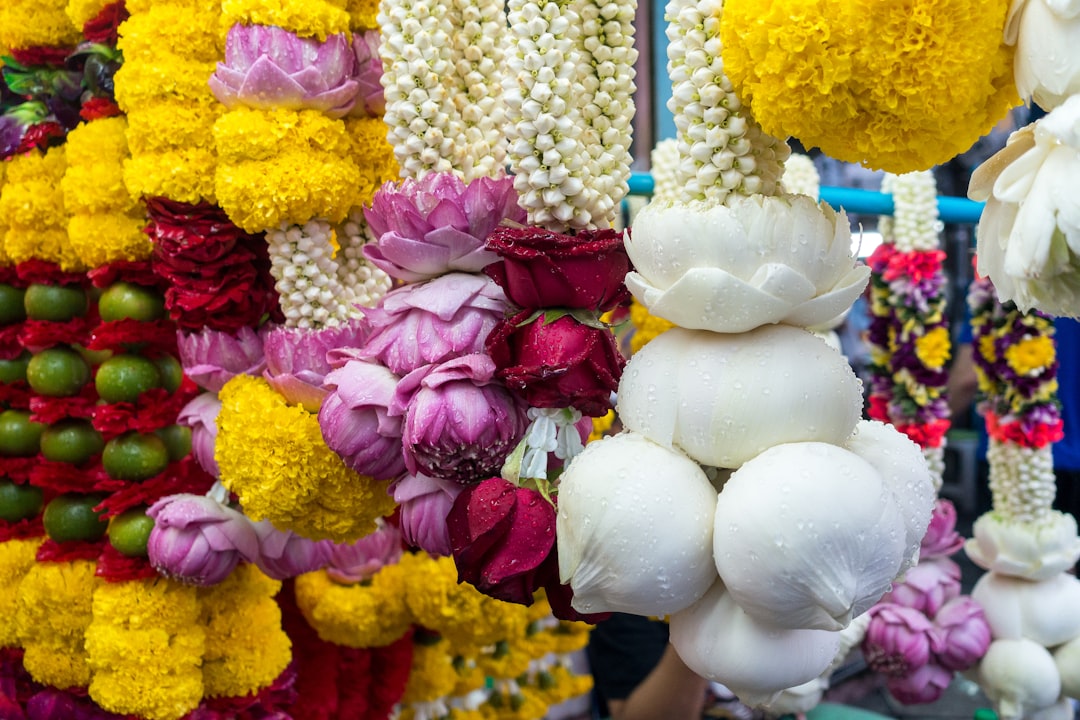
[556,198,936,706]
[266,220,362,329]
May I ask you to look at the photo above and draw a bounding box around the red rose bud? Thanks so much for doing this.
[484,226,631,311]
[486,310,624,417]
[447,477,555,604]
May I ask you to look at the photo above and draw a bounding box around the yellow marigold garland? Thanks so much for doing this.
[216,375,395,542]
[65,0,111,30]
[294,561,413,648]
[85,577,205,720]
[0,538,43,648]
[0,0,81,50]
[399,640,461,706]
[198,564,291,698]
[343,116,400,207]
[220,0,352,40]
[346,0,379,30]
[628,298,674,354]
[0,146,82,270]
[720,0,1020,172]
[15,560,100,689]
[117,6,224,62]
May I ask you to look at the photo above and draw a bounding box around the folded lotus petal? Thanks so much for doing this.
[972,571,1080,647]
[630,268,788,333]
[178,392,222,479]
[178,325,267,393]
[782,267,871,327]
[364,235,454,283]
[391,473,460,557]
[964,510,1080,581]
[240,56,310,106]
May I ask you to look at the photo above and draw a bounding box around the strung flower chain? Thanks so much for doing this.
[335,210,392,308]
[267,220,361,329]
[650,137,681,203]
[779,152,820,200]
[878,171,943,253]
[519,407,585,481]
[664,0,787,204]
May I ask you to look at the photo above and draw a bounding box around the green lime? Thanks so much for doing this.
[95,354,162,403]
[0,480,44,522]
[40,419,104,465]
[0,351,31,384]
[23,283,88,322]
[0,409,45,457]
[108,506,156,557]
[98,282,166,323]
[26,346,91,397]
[0,284,26,325]
[154,355,184,394]
[156,424,192,461]
[102,432,170,481]
[42,493,109,543]
[73,344,113,367]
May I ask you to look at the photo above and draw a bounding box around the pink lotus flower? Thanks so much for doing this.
[920,498,965,559]
[390,472,464,557]
[862,604,935,677]
[363,173,526,282]
[348,30,385,118]
[263,319,369,413]
[881,557,962,617]
[209,24,360,118]
[252,519,333,580]
[360,273,508,375]
[320,359,406,480]
[147,494,259,586]
[931,596,992,671]
[885,662,952,705]
[177,325,267,393]
[392,354,528,483]
[326,521,403,583]
[177,392,223,479]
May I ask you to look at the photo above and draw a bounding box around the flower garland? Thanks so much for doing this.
[449,0,508,180]
[0,537,43,648]
[0,0,82,51]
[780,153,820,200]
[0,146,80,269]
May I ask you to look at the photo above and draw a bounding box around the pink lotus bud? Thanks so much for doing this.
[931,596,992,671]
[862,604,935,677]
[177,392,222,478]
[920,499,965,559]
[390,472,463,557]
[209,24,360,118]
[886,662,952,705]
[359,273,508,375]
[363,173,527,282]
[349,30,385,118]
[263,320,369,412]
[147,494,259,586]
[319,359,406,480]
[251,520,333,580]
[325,521,403,583]
[177,325,267,393]
[393,354,528,483]
[881,557,962,616]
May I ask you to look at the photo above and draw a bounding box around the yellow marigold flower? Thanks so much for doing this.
[124,148,219,205]
[220,0,351,40]
[589,410,615,442]
[451,655,488,697]
[346,0,379,30]
[16,560,100,689]
[476,642,532,681]
[914,326,951,370]
[294,563,413,648]
[66,0,110,29]
[546,621,592,655]
[0,538,43,647]
[69,214,152,267]
[343,117,399,208]
[114,56,220,111]
[540,664,594,706]
[0,0,81,49]
[628,299,674,354]
[400,640,460,705]
[978,333,998,364]
[126,100,222,155]
[117,6,225,63]
[720,0,1020,172]
[216,375,395,542]
[1005,335,1056,376]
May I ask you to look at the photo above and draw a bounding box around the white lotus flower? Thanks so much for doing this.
[1053,634,1080,700]
[712,442,907,631]
[617,325,863,469]
[624,196,869,333]
[965,511,1080,581]
[969,97,1080,317]
[972,571,1080,647]
[1006,0,1080,111]
[978,638,1062,720]
[669,580,842,708]
[556,431,719,617]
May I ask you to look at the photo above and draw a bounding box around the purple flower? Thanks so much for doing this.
[931,596,992,672]
[392,354,528,483]
[862,604,936,677]
[920,499,965,559]
[319,359,406,479]
[881,557,962,617]
[177,325,267,393]
[390,472,464,557]
[209,24,360,118]
[177,392,223,479]
[27,689,124,720]
[360,273,508,375]
[263,319,369,412]
[251,520,333,580]
[0,115,26,159]
[363,173,526,282]
[885,662,952,705]
[325,521,403,583]
[147,494,259,586]
[348,30,385,118]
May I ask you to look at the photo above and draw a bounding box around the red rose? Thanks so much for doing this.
[486,310,623,417]
[447,477,555,605]
[484,226,631,311]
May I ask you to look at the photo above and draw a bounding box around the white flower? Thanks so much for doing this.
[624,196,869,334]
[987,440,1058,522]
[449,0,509,179]
[267,220,360,329]
[880,171,942,253]
[335,210,392,308]
[1006,0,1080,111]
[972,572,1080,647]
[965,511,1080,581]
[617,325,863,469]
[780,153,821,201]
[650,138,682,203]
[556,431,719,617]
[969,96,1080,317]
